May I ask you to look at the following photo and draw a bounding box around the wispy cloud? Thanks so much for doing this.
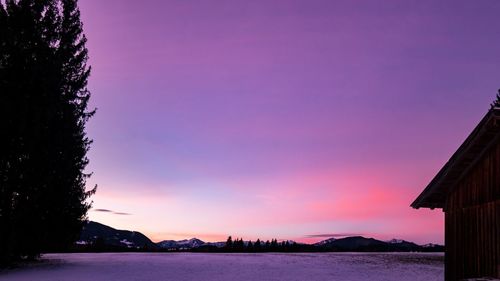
[304,233,362,238]
[94,208,113,213]
[113,212,132,216]
[93,208,131,216]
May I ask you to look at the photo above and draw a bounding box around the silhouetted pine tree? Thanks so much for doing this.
[0,0,95,263]
[225,236,233,251]
[234,238,245,252]
[254,239,261,252]
[232,238,238,251]
[270,239,278,251]
[491,89,500,108]
[247,240,253,252]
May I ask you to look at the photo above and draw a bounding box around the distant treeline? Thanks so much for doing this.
[194,236,319,253]
[70,236,319,253]
[191,236,444,253]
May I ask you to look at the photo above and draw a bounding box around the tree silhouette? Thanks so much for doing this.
[0,0,95,263]
[284,241,290,251]
[234,238,245,251]
[271,239,278,251]
[254,239,262,252]
[491,89,500,108]
[265,240,271,249]
[225,236,233,251]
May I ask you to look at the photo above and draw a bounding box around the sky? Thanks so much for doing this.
[78,0,500,244]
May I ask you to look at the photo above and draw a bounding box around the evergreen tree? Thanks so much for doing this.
[0,0,95,263]
[232,237,239,251]
[234,238,245,252]
[247,240,253,252]
[239,238,245,250]
[491,89,500,108]
[270,239,278,251]
[234,238,239,251]
[254,239,261,252]
[225,236,233,251]
[284,241,290,252]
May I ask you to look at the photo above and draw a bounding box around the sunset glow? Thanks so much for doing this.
[79,0,500,244]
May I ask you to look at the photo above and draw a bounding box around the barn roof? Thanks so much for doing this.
[411,107,500,209]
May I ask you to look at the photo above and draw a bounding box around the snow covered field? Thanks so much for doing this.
[0,252,443,281]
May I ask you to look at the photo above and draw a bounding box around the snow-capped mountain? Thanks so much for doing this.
[178,238,205,247]
[314,236,438,252]
[314,238,336,246]
[78,221,158,250]
[157,238,209,249]
[205,241,226,248]
[155,240,177,248]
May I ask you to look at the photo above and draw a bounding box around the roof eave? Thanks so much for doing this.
[411,107,500,209]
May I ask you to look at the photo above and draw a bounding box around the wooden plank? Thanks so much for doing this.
[444,141,500,280]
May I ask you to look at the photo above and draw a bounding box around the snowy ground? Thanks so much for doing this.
[0,252,443,281]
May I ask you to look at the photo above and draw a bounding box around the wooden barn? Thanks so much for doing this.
[412,106,500,281]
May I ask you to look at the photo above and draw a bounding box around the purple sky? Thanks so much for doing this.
[79,0,500,244]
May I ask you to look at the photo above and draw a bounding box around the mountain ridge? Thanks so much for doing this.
[77,221,443,252]
[77,221,158,250]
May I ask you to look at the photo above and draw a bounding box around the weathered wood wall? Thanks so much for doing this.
[444,141,500,280]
